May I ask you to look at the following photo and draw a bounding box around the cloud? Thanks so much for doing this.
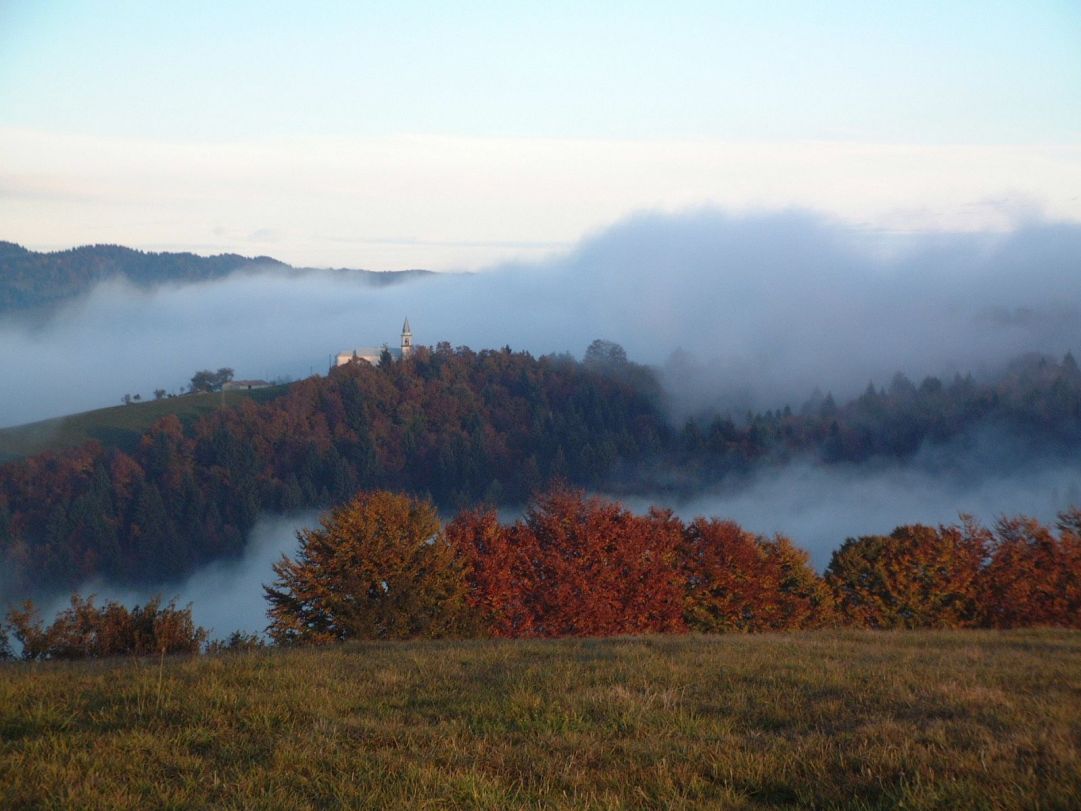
[2,127,1080,269]
[3,208,1081,428]
[246,228,283,243]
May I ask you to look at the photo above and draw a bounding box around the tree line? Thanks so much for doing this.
[3,486,1078,661]
[265,488,1081,643]
[3,344,1081,596]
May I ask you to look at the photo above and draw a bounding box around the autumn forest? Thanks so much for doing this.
[1,340,1081,623]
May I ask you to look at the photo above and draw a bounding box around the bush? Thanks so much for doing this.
[205,630,266,654]
[6,595,207,660]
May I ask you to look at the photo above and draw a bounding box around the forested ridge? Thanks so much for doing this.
[0,241,431,314]
[3,343,1081,596]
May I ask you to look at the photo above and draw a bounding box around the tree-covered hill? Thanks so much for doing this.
[0,241,432,315]
[0,346,668,593]
[3,344,1081,597]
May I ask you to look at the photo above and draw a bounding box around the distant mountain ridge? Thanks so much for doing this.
[0,241,434,315]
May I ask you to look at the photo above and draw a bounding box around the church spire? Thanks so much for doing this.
[400,317,413,358]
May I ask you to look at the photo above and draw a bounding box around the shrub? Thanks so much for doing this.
[205,630,266,654]
[5,595,206,660]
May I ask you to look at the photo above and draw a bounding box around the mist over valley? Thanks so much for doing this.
[4,208,1081,625]
[4,209,1081,426]
[6,6,1081,806]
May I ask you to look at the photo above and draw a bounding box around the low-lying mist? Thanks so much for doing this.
[37,512,320,638]
[3,208,1081,427]
[621,457,1081,570]
[30,447,1081,639]
[7,207,1081,632]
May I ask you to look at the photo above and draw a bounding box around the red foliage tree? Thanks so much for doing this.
[446,508,536,637]
[450,489,686,637]
[978,513,1081,628]
[516,489,686,636]
[681,519,832,632]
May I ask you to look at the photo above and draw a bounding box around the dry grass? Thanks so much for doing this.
[1,630,1079,809]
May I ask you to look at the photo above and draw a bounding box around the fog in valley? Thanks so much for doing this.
[621,458,1081,570]
[39,512,320,638]
[41,453,1081,638]
[7,207,1081,632]
[4,209,1081,428]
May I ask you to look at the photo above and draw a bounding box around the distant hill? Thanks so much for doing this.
[0,241,434,315]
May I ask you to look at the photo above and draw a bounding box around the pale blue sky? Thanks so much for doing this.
[1,2,1079,267]
[3,1,1079,143]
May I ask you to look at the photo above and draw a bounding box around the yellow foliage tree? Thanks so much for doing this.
[825,522,987,629]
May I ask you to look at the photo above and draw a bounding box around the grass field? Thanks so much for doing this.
[1,631,1079,809]
[0,385,289,463]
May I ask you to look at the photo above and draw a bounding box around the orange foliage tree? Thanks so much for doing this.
[265,490,477,644]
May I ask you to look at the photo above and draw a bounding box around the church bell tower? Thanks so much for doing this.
[400,317,413,358]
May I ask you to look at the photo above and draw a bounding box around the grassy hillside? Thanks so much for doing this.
[0,385,289,463]
[2,630,1079,809]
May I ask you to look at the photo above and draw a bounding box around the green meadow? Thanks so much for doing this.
[0,386,288,463]
[2,630,1079,809]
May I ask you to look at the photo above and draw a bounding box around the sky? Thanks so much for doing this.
[1,1,1080,269]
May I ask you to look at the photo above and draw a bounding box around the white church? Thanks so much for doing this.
[334,318,414,367]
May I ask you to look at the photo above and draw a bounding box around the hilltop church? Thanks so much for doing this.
[334,318,414,367]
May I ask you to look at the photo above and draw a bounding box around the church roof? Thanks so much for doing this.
[339,346,402,358]
[402,317,411,334]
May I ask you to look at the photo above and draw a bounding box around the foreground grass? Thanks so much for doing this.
[1,631,1079,809]
[0,385,288,462]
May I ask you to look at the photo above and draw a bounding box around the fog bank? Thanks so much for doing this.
[35,512,319,639]
[3,208,1081,427]
[620,458,1081,569]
